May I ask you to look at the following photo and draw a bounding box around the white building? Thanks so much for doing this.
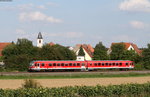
[37,32,43,48]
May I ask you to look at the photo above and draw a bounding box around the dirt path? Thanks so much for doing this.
[0,76,150,89]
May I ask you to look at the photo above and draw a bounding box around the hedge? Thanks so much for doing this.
[0,82,150,97]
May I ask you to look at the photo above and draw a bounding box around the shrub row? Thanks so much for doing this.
[0,82,150,97]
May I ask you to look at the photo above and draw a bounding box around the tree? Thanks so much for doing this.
[93,42,108,60]
[110,43,125,60]
[2,38,38,71]
[142,44,150,69]
[121,50,141,63]
[78,46,85,56]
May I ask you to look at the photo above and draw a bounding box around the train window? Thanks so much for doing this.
[57,63,60,66]
[102,63,104,66]
[61,63,64,66]
[126,63,128,66]
[119,63,122,66]
[94,63,97,66]
[82,63,85,66]
[98,63,101,66]
[69,63,72,66]
[37,63,40,66]
[73,63,76,66]
[41,63,45,66]
[77,63,80,66]
[49,63,52,66]
[109,63,111,66]
[65,63,68,66]
[90,63,92,66]
[34,63,37,66]
[116,63,118,66]
[53,63,56,66]
[113,63,115,66]
[106,63,108,66]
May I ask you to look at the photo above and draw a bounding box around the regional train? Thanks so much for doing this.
[28,60,134,71]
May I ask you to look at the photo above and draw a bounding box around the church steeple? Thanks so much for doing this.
[37,32,43,39]
[37,32,43,48]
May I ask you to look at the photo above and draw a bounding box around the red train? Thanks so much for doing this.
[28,60,134,71]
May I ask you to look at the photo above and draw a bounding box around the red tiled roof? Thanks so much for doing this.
[111,42,131,49]
[48,42,55,46]
[111,42,142,56]
[0,43,11,56]
[75,44,94,58]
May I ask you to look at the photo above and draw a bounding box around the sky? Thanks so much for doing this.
[0,0,150,48]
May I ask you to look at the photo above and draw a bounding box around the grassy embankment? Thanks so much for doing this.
[0,72,150,79]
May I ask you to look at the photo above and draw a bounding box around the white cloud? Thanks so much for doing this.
[130,21,146,29]
[119,0,150,12]
[19,11,62,23]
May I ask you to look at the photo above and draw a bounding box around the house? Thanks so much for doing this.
[73,44,94,60]
[48,42,55,46]
[0,42,11,56]
[108,42,142,56]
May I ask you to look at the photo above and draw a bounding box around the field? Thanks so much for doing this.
[0,76,150,89]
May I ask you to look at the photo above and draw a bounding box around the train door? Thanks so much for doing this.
[34,63,40,71]
[81,62,88,71]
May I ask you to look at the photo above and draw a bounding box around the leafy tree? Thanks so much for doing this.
[2,38,37,71]
[93,42,108,60]
[142,44,150,69]
[121,50,141,63]
[110,43,125,60]
[78,46,85,56]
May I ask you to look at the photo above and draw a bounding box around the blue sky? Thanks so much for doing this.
[0,0,150,48]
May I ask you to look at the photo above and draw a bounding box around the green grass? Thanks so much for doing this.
[0,72,150,79]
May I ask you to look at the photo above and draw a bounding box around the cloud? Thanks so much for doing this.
[130,21,147,29]
[119,0,150,12]
[19,11,62,23]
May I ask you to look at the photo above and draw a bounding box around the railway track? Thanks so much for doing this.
[0,70,150,76]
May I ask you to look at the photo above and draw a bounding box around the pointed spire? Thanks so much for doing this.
[37,32,43,39]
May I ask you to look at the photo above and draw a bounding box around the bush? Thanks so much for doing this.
[0,82,150,97]
[21,79,42,88]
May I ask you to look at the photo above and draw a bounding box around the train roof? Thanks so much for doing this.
[31,60,133,62]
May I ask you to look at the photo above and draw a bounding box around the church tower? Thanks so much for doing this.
[37,32,43,48]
